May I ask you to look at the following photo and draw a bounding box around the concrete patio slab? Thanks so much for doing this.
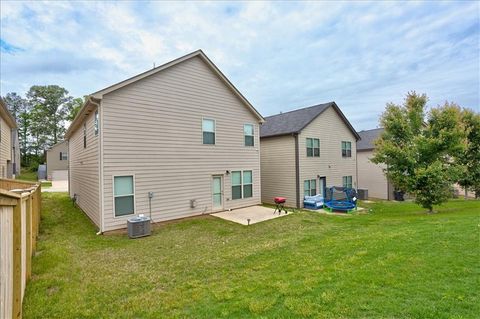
[212,205,291,225]
[42,180,68,192]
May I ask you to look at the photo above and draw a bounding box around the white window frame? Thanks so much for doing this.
[60,151,68,161]
[231,171,242,200]
[342,141,352,158]
[244,124,254,147]
[306,138,320,157]
[94,110,99,136]
[113,174,136,218]
[343,176,353,188]
[242,170,253,198]
[304,179,316,196]
[231,170,254,200]
[202,118,216,145]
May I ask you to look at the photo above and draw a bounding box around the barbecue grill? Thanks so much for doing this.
[274,197,287,214]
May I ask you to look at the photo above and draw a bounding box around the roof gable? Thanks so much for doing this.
[260,102,360,140]
[0,98,17,129]
[66,50,263,138]
[47,140,67,152]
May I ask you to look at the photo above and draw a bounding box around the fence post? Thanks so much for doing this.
[26,194,32,280]
[12,197,22,319]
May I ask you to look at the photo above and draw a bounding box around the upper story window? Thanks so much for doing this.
[342,141,352,157]
[94,110,99,136]
[343,176,353,188]
[202,119,215,145]
[83,123,87,148]
[60,152,68,161]
[244,124,254,146]
[306,138,320,157]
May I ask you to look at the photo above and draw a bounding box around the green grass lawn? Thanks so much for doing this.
[23,193,479,318]
[16,169,38,182]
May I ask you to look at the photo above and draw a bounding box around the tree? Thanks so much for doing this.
[65,97,85,122]
[26,85,72,146]
[2,92,31,165]
[372,92,466,212]
[457,108,480,198]
[3,92,26,120]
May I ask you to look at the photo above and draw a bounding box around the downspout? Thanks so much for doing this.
[294,133,300,208]
[99,98,105,235]
[355,147,358,191]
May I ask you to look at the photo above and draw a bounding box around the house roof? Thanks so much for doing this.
[260,102,360,140]
[0,97,17,129]
[46,140,67,152]
[66,50,263,138]
[357,127,384,151]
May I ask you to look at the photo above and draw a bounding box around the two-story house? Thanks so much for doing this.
[46,140,69,181]
[65,50,264,232]
[260,102,360,208]
[0,98,20,179]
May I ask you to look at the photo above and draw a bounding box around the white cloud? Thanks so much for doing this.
[0,0,478,131]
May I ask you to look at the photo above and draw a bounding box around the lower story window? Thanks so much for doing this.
[343,176,353,188]
[114,175,135,217]
[304,179,316,196]
[243,171,252,198]
[232,170,253,199]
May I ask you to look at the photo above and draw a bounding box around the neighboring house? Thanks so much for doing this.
[0,98,20,179]
[46,140,69,181]
[65,50,264,232]
[260,102,360,208]
[357,128,395,200]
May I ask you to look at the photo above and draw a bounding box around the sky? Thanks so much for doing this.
[0,1,479,130]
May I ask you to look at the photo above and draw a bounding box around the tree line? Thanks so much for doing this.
[372,92,480,211]
[2,85,83,169]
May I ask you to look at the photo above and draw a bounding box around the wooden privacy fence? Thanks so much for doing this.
[0,179,41,319]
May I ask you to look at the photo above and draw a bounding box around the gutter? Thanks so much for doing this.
[65,96,101,139]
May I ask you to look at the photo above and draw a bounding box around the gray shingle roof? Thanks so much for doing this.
[357,128,384,150]
[260,102,360,140]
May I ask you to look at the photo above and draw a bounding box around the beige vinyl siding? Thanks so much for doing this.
[69,108,101,228]
[101,56,261,231]
[0,116,12,178]
[357,150,389,199]
[298,106,357,198]
[260,135,297,206]
[357,151,388,199]
[46,141,69,179]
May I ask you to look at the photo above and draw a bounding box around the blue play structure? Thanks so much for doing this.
[324,187,357,213]
[303,195,324,209]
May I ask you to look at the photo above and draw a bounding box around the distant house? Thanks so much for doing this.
[260,102,360,208]
[0,98,20,179]
[46,140,69,181]
[65,50,264,232]
[356,128,394,200]
[357,128,476,200]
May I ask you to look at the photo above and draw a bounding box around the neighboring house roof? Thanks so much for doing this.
[46,140,67,152]
[357,128,384,151]
[66,49,264,138]
[260,102,360,140]
[0,97,18,129]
